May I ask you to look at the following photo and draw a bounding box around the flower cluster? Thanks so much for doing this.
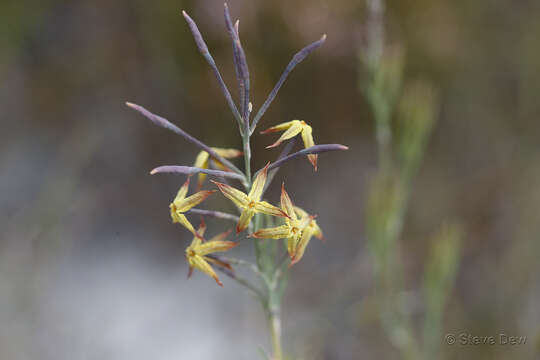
[126,4,347,287]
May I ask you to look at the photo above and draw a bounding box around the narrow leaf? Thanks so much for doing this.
[268,144,348,171]
[126,102,244,176]
[182,10,244,131]
[150,165,245,180]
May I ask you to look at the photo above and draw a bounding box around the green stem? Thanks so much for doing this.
[269,310,282,360]
[242,124,252,190]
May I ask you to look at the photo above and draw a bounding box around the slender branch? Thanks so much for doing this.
[187,208,240,222]
[126,102,245,177]
[224,4,250,124]
[182,10,244,132]
[218,256,266,280]
[150,165,245,181]
[250,34,327,134]
[213,264,265,301]
[267,144,349,171]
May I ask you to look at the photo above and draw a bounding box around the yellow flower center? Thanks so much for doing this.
[300,120,306,126]
[248,201,256,209]
[291,227,299,234]
[187,249,196,257]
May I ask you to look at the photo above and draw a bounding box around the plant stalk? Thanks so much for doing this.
[269,310,282,360]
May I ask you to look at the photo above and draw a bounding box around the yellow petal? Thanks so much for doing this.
[212,148,243,158]
[173,177,191,204]
[250,225,292,239]
[171,212,197,235]
[311,220,324,240]
[280,183,297,220]
[194,151,210,190]
[198,240,238,256]
[253,201,288,218]
[212,180,249,209]
[237,209,255,233]
[293,205,309,218]
[260,120,298,134]
[175,190,216,213]
[188,254,222,286]
[290,228,315,266]
[190,219,207,246]
[194,151,210,168]
[248,162,269,201]
[298,214,315,231]
[266,120,303,148]
[287,236,297,258]
[301,124,318,170]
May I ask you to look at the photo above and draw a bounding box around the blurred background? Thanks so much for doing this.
[1,0,540,359]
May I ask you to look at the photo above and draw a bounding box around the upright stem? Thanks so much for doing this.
[243,111,282,359]
[269,310,282,360]
[243,131,252,188]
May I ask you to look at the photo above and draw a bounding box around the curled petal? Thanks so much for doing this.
[290,228,315,266]
[237,209,255,233]
[249,225,292,239]
[198,240,239,256]
[248,162,270,201]
[280,183,297,220]
[300,124,318,170]
[266,121,303,149]
[194,151,210,189]
[260,120,297,134]
[287,236,297,259]
[212,148,243,158]
[311,220,324,240]
[175,190,216,213]
[188,254,223,286]
[212,180,249,208]
[253,201,289,218]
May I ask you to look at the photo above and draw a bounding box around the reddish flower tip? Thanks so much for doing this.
[266,141,281,149]
[214,277,224,287]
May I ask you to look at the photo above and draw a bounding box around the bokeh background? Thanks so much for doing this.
[1,0,540,359]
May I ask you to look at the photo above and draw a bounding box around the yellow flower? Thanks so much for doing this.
[170,177,216,237]
[193,148,243,190]
[212,163,288,233]
[290,205,323,265]
[250,183,321,265]
[186,220,238,286]
[261,120,318,170]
